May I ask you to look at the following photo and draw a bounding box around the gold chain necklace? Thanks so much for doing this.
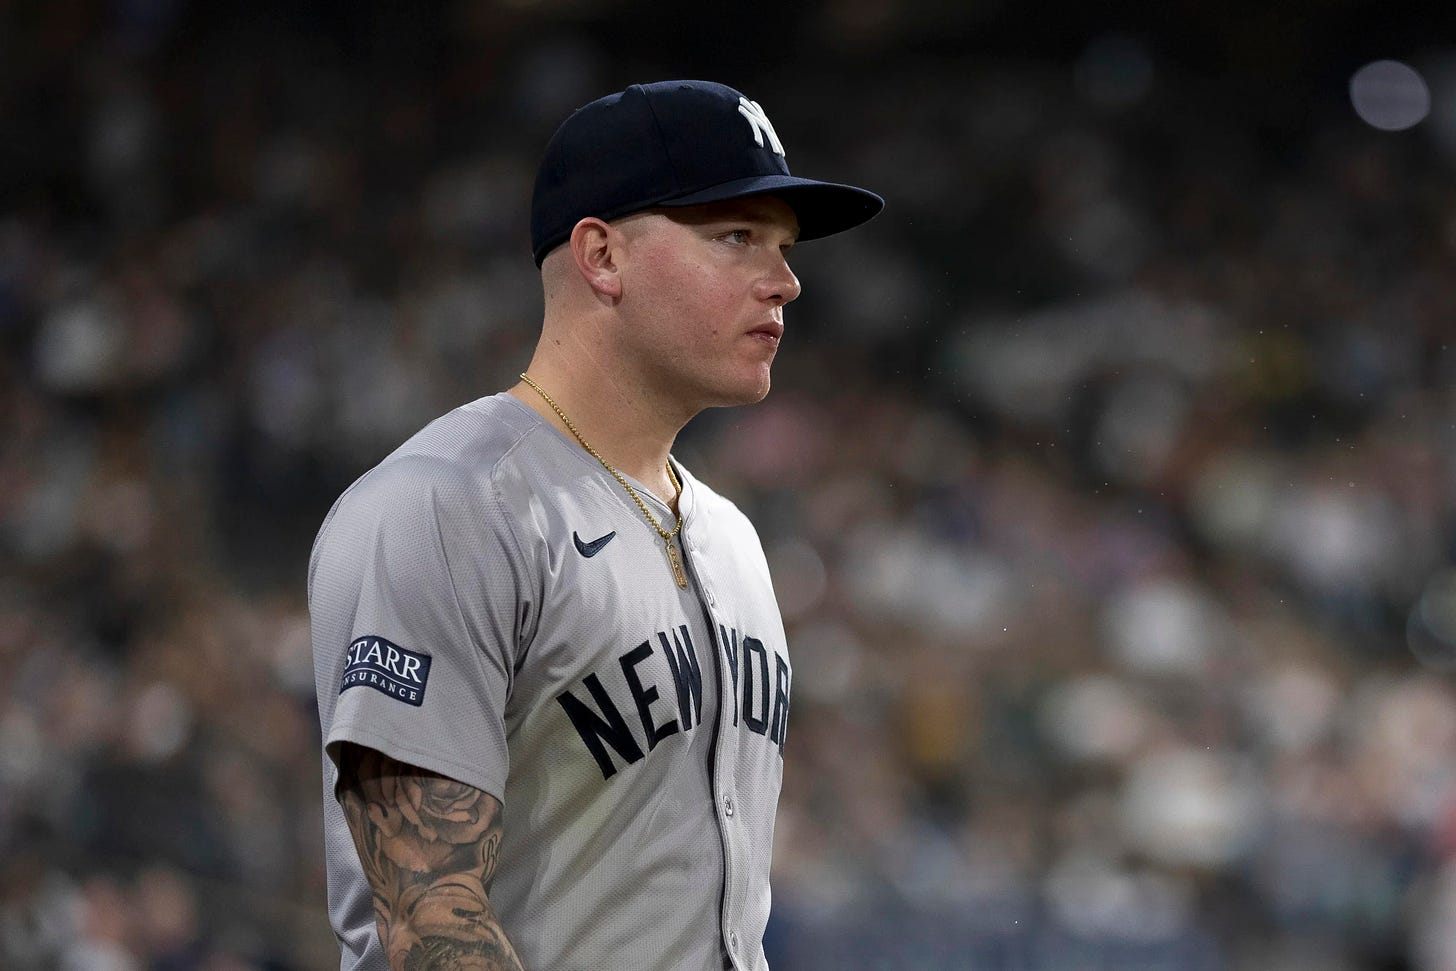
[519,373,688,589]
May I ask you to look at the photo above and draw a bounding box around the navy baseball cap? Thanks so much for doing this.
[530,80,884,266]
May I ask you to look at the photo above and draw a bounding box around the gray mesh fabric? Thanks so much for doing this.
[310,393,790,971]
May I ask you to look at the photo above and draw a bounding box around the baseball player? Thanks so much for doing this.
[310,79,882,971]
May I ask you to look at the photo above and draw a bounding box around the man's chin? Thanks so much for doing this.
[701,382,772,411]
[732,375,773,407]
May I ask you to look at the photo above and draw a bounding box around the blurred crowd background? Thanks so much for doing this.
[4,1,1456,969]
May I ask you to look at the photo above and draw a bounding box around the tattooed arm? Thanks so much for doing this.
[336,742,525,971]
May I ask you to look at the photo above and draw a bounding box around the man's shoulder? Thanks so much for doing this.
[356,393,547,491]
[390,393,545,474]
[316,394,551,538]
[308,396,548,598]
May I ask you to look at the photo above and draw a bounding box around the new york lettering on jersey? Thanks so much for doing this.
[715,624,790,752]
[556,622,789,781]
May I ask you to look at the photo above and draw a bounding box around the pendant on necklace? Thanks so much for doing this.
[665,537,688,589]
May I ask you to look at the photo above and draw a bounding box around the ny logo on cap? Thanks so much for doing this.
[737,97,785,157]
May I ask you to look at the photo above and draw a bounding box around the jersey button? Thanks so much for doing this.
[722,795,734,817]
[705,589,717,607]
[730,931,740,951]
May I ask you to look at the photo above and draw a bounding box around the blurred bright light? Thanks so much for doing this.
[1039,675,1147,763]
[1120,748,1261,867]
[1102,577,1227,677]
[1350,59,1431,131]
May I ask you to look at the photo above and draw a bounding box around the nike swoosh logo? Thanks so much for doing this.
[573,530,617,558]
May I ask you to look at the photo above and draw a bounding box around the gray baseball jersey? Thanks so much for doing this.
[309,392,791,971]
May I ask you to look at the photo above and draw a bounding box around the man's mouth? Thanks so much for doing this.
[750,320,785,345]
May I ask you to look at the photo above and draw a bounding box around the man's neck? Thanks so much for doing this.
[509,362,687,510]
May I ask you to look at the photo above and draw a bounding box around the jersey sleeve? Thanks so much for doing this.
[309,453,532,803]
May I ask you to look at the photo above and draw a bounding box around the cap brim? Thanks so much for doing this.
[655,174,884,241]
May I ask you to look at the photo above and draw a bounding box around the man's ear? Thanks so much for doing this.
[569,218,622,301]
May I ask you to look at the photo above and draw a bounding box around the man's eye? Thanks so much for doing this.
[722,230,751,244]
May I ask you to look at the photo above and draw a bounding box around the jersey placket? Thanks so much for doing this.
[678,523,750,970]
